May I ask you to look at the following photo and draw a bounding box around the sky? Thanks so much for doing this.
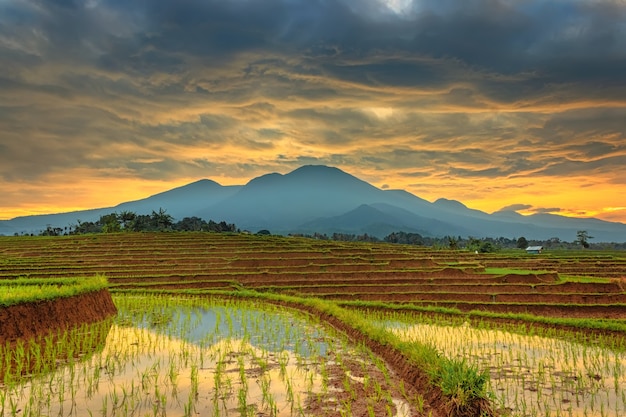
[1,0,625,222]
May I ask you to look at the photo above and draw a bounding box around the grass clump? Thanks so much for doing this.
[436,358,493,417]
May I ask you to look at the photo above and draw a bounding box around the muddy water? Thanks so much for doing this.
[384,321,626,417]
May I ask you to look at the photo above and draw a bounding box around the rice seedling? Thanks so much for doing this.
[0,275,109,307]
[1,294,423,417]
[373,315,626,417]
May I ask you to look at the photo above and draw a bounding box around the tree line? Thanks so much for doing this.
[33,216,624,250]
[38,209,237,236]
[289,230,624,251]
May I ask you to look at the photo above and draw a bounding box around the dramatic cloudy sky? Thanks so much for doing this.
[1,0,625,222]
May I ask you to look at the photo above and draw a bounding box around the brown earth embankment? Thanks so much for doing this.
[0,289,117,345]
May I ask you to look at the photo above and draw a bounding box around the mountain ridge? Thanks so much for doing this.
[1,165,625,242]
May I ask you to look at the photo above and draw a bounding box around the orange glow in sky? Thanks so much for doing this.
[1,0,625,226]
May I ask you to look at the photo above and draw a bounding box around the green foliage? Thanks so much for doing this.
[436,359,490,403]
[151,208,174,230]
[384,231,424,245]
[576,230,593,248]
[0,275,109,307]
[478,241,497,253]
[465,237,481,252]
[52,209,238,235]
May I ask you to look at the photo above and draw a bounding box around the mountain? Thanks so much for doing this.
[0,180,240,236]
[2,164,626,242]
[115,179,241,219]
[196,165,394,230]
[297,204,425,237]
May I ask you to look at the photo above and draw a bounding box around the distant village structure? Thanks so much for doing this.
[525,246,543,254]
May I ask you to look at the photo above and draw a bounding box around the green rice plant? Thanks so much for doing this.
[2,280,509,417]
[0,275,109,307]
[435,358,492,416]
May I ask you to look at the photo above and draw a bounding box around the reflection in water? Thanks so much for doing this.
[135,305,329,356]
[1,296,437,417]
[384,321,626,417]
[2,324,324,417]
[2,297,375,417]
[0,318,113,383]
[1,300,329,417]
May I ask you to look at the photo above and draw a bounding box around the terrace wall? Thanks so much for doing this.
[0,289,117,345]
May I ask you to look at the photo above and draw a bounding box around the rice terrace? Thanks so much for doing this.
[1,232,626,417]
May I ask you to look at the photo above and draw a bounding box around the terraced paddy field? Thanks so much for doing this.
[1,233,626,417]
[2,233,625,319]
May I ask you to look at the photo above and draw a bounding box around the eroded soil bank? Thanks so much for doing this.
[0,289,117,345]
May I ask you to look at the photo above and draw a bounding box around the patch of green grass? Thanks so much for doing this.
[0,274,109,307]
[559,275,613,284]
[483,267,552,275]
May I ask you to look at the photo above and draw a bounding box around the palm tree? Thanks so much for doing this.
[118,211,136,229]
[151,208,174,231]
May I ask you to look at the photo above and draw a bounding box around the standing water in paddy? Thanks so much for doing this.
[1,295,418,417]
[376,318,626,417]
[1,296,334,417]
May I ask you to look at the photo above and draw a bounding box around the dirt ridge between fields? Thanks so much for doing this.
[0,289,117,345]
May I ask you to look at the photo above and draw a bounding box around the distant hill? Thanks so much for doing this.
[2,165,626,242]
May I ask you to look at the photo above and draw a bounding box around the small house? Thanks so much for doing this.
[525,246,543,254]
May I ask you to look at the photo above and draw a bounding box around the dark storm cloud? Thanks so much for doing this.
[1,0,626,217]
[4,0,625,81]
[530,108,626,145]
[6,0,620,84]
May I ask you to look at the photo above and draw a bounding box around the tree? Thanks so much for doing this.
[99,213,121,233]
[516,237,528,249]
[576,230,593,248]
[466,237,482,252]
[118,211,136,229]
[383,231,424,245]
[128,214,152,231]
[479,241,497,253]
[40,225,63,236]
[151,208,174,231]
[174,216,206,231]
[72,219,100,234]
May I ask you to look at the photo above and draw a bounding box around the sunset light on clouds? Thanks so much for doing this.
[1,0,625,222]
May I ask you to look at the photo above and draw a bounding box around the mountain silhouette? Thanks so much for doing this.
[2,165,625,242]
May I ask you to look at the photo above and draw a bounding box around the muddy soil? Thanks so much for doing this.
[0,289,117,345]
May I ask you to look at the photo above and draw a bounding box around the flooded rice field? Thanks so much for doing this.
[380,319,626,417]
[1,295,417,417]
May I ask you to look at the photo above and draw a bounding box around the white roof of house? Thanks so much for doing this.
[526,246,543,251]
